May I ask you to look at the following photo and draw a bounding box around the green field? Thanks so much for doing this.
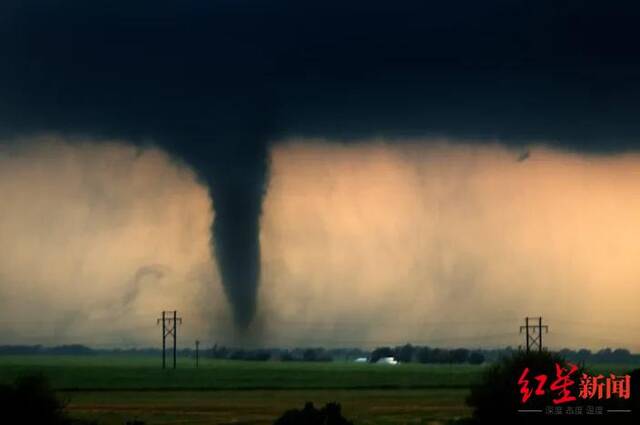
[0,355,484,390]
[0,355,479,424]
[0,356,636,424]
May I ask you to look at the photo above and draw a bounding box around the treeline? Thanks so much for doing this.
[0,345,94,355]
[0,345,168,356]
[210,345,367,362]
[370,345,486,364]
[1,344,639,365]
[369,345,640,365]
[0,344,368,362]
[558,347,640,364]
[482,346,640,364]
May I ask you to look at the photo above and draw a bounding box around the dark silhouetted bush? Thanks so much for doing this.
[0,374,96,424]
[274,402,354,425]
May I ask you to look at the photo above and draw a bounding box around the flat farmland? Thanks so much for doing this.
[0,355,480,424]
[0,355,636,424]
[0,356,484,390]
[64,388,470,425]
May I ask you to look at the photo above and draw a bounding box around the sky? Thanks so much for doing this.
[1,136,639,350]
[1,1,640,349]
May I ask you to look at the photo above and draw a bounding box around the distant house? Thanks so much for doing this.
[376,356,398,365]
[354,357,368,363]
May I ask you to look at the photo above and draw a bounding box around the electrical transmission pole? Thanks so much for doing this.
[195,340,200,368]
[520,316,548,353]
[157,310,182,369]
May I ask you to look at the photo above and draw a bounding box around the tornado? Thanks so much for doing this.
[170,108,273,329]
[199,143,270,329]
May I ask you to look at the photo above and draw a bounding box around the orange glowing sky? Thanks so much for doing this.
[1,136,639,349]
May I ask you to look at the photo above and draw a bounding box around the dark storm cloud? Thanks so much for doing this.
[1,0,640,328]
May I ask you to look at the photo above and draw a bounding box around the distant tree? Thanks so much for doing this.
[302,348,332,362]
[594,348,613,362]
[302,348,316,362]
[431,348,451,363]
[575,348,592,362]
[450,348,469,363]
[229,349,246,360]
[245,349,271,361]
[318,351,333,362]
[211,344,230,359]
[416,346,433,363]
[370,347,394,363]
[468,351,485,365]
[612,348,632,362]
[280,351,295,361]
[341,348,368,361]
[394,344,415,363]
[0,345,44,355]
[558,348,573,359]
[49,345,94,355]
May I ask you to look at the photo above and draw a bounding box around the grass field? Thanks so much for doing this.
[0,355,479,424]
[0,355,636,424]
[0,355,484,390]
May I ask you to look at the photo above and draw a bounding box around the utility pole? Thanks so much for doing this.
[160,311,166,368]
[157,310,182,369]
[195,340,200,368]
[520,316,548,353]
[538,317,545,352]
[172,310,178,369]
[523,316,530,352]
